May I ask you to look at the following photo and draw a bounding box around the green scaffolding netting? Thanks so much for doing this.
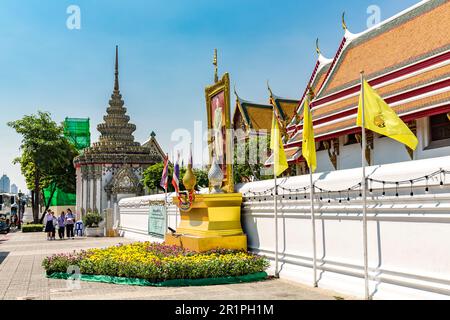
[64,117,91,151]
[43,182,76,207]
[47,272,268,287]
[43,118,90,207]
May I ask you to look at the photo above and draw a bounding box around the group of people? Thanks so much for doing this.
[44,208,76,240]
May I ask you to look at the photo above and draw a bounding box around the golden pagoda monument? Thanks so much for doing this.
[165,50,247,252]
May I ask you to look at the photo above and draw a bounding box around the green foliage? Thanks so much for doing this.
[7,111,79,223]
[22,224,44,233]
[142,162,208,193]
[42,242,270,281]
[193,168,209,189]
[82,211,103,228]
[233,135,272,183]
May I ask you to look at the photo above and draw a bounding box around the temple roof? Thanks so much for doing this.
[233,91,274,132]
[317,0,450,98]
[268,85,299,123]
[74,47,154,166]
[283,0,450,155]
[287,50,333,128]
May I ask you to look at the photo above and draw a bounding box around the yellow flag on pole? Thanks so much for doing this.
[302,99,317,173]
[270,111,288,176]
[357,79,418,150]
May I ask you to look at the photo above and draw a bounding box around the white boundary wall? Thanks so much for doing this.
[119,155,450,300]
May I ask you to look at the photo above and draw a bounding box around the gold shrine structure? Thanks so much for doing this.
[165,50,247,252]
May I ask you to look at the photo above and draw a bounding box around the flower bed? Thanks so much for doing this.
[42,242,269,285]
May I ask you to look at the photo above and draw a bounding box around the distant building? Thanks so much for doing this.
[10,184,18,194]
[0,174,10,193]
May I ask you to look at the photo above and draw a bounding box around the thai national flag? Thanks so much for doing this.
[160,154,169,191]
[171,152,180,194]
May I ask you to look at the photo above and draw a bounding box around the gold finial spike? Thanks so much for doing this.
[213,48,218,83]
[315,38,321,55]
[114,45,119,92]
[267,80,273,97]
[342,12,347,31]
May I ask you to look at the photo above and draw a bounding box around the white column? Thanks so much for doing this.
[82,171,88,214]
[96,171,102,213]
[89,169,95,211]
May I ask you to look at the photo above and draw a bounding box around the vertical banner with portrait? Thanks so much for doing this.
[205,73,234,193]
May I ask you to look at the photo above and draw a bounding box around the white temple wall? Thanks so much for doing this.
[119,155,450,299]
[339,142,366,170]
[315,150,335,172]
[373,136,411,165]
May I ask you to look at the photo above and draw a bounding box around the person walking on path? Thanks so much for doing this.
[65,209,75,239]
[51,211,57,240]
[57,211,66,240]
[44,210,54,240]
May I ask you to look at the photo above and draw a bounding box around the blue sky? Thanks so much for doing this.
[0,0,419,192]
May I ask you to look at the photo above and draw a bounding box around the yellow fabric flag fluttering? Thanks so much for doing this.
[357,79,418,150]
[270,111,288,176]
[302,99,317,173]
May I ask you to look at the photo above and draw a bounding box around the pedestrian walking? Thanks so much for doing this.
[66,209,75,239]
[58,211,66,239]
[44,210,54,240]
[51,211,57,240]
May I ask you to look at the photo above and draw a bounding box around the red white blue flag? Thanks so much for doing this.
[160,154,169,191]
[171,152,180,194]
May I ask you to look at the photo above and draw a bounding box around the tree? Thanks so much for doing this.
[233,135,272,183]
[142,162,209,194]
[8,111,78,223]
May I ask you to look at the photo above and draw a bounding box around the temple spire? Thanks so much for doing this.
[213,48,218,83]
[114,45,119,93]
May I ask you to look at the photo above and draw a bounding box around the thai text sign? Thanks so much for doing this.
[148,205,166,238]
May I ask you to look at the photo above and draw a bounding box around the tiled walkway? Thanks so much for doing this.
[0,231,350,300]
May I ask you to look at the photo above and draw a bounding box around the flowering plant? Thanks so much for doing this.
[42,242,269,282]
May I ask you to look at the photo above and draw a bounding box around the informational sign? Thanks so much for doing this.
[148,205,167,238]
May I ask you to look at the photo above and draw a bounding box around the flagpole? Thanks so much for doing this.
[272,109,279,278]
[309,169,317,287]
[274,171,279,278]
[360,71,370,300]
[305,91,318,288]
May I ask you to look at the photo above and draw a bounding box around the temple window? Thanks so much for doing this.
[427,113,450,148]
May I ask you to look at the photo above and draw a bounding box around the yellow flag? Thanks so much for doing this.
[270,111,288,176]
[301,99,317,173]
[357,79,418,150]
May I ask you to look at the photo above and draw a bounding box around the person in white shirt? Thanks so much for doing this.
[65,209,76,239]
[44,210,54,240]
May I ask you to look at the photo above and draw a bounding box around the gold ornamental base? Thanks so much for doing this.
[166,193,247,252]
[165,233,247,252]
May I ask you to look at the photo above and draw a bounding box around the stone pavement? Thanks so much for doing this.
[0,231,351,300]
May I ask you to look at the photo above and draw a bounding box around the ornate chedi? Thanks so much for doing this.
[74,46,164,219]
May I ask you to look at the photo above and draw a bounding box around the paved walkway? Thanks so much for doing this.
[0,231,351,300]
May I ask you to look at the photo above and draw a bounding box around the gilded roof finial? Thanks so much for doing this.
[342,12,347,31]
[315,38,321,55]
[267,80,274,97]
[213,48,218,83]
[114,45,119,92]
